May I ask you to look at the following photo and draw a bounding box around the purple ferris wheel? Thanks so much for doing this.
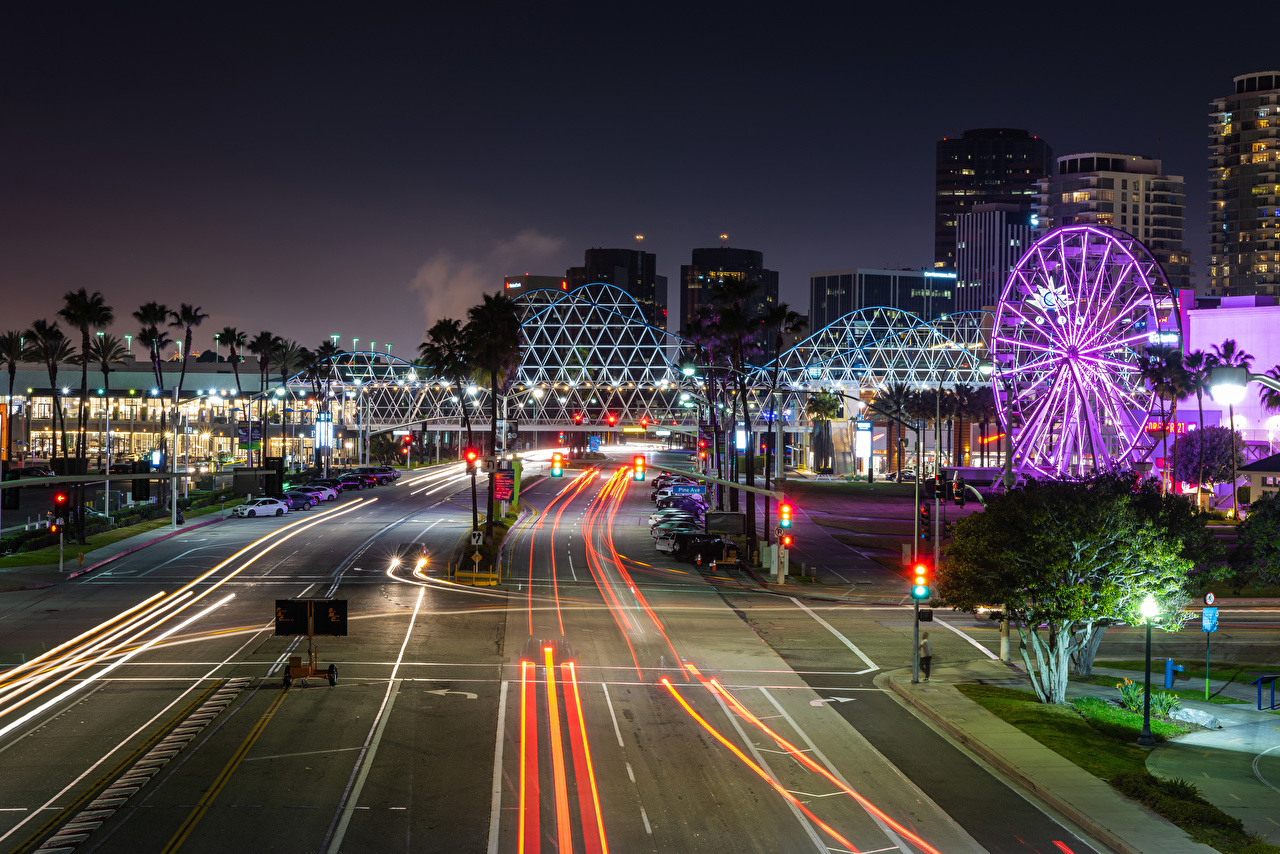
[990,225,1180,480]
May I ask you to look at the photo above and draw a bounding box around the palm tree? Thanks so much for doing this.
[168,304,209,399]
[951,382,976,466]
[970,385,998,467]
[27,320,74,464]
[132,302,171,391]
[759,303,805,541]
[0,331,31,468]
[84,334,129,468]
[217,326,246,394]
[58,289,114,461]
[1259,366,1280,439]
[1182,350,1213,494]
[247,332,281,466]
[805,391,840,472]
[869,382,914,476]
[1139,344,1181,492]
[465,293,522,543]
[1211,339,1254,516]
[421,318,479,531]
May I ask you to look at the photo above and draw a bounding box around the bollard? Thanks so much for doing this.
[78,552,84,568]
[1164,658,1184,689]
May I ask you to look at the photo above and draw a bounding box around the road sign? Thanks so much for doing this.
[275,598,347,637]
[494,470,515,500]
[1202,606,1219,633]
[589,435,601,453]
[670,484,705,494]
[470,530,483,546]
[1204,592,1215,605]
[471,552,482,564]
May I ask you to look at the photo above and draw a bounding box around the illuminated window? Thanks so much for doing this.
[1254,142,1269,152]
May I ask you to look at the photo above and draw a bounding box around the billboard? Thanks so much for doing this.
[237,420,263,450]
[494,469,515,501]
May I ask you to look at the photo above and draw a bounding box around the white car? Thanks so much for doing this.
[295,484,338,502]
[232,498,290,518]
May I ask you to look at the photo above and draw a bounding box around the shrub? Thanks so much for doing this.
[1151,691,1182,720]
[1114,678,1181,719]
[1111,771,1244,833]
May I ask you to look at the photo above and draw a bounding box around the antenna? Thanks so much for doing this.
[719,233,729,247]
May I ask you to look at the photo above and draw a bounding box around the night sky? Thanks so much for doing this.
[0,4,1265,352]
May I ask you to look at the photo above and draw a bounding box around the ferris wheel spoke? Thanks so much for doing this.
[1070,245,1122,349]
[1077,330,1151,360]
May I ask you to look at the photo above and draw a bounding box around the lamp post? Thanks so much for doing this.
[1137,594,1160,746]
[1207,366,1280,517]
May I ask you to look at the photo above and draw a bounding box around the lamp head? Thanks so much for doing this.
[1140,595,1158,619]
[978,359,994,377]
[1209,366,1247,406]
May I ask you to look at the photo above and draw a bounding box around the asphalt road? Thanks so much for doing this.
[0,449,1274,853]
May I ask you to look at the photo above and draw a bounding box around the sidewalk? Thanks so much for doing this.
[886,657,1280,854]
[0,515,226,592]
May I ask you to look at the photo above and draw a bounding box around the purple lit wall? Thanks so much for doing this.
[1186,297,1280,451]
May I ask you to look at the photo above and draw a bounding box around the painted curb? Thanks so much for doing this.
[67,516,227,579]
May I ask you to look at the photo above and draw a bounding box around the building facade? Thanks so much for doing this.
[935,128,1053,272]
[678,247,778,332]
[1208,71,1280,297]
[1035,152,1191,292]
[954,203,1035,313]
[504,274,567,293]
[565,248,667,329]
[808,268,955,325]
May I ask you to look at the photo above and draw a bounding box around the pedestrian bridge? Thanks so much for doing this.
[270,283,990,436]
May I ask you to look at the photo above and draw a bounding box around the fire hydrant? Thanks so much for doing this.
[78,552,84,568]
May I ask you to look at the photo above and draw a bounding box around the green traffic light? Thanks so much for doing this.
[912,584,930,599]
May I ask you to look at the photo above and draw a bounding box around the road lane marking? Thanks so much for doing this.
[485,680,510,854]
[244,747,362,762]
[787,597,878,672]
[602,683,625,747]
[322,585,425,854]
[161,674,288,853]
[934,616,999,660]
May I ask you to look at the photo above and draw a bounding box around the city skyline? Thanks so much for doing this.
[0,5,1269,350]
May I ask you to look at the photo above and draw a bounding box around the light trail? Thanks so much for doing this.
[543,647,574,854]
[701,673,942,854]
[518,659,539,854]
[660,677,861,853]
[563,661,608,854]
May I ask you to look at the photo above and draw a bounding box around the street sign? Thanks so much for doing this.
[470,530,483,546]
[1202,606,1219,633]
[275,599,347,637]
[494,469,515,501]
[1204,592,1215,605]
[471,552,482,564]
[589,436,601,453]
[670,484,705,495]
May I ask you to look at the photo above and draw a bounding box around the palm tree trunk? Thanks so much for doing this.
[1229,404,1239,517]
[1169,400,1179,493]
[1196,390,1206,496]
[485,371,499,542]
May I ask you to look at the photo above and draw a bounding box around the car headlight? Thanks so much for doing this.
[390,557,400,567]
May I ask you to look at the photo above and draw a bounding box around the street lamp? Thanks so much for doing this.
[1137,594,1159,747]
[1206,366,1280,517]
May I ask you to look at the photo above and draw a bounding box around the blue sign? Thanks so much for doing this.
[1202,606,1218,633]
[670,485,705,495]
[589,435,600,453]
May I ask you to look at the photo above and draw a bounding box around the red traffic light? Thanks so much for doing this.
[607,414,616,426]
[465,449,479,462]
[640,418,648,428]
[780,533,794,548]
[54,492,69,508]
[779,501,793,527]
[573,412,583,423]
[633,455,645,469]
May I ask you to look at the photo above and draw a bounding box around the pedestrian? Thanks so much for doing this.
[918,632,932,682]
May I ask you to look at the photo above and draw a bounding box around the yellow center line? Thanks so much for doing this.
[161,685,288,854]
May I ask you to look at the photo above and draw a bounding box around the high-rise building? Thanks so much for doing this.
[679,247,778,332]
[1209,71,1280,297]
[504,274,568,293]
[1034,153,1191,292]
[565,248,668,328]
[954,203,1035,313]
[808,268,955,326]
[935,129,1053,272]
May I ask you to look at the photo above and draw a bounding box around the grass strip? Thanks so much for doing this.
[0,504,224,568]
[1069,673,1251,705]
[957,684,1280,854]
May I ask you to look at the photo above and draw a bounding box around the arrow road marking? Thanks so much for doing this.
[427,689,478,700]
[810,697,856,707]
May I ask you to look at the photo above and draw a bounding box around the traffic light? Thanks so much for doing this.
[779,501,793,528]
[640,417,648,428]
[918,501,931,537]
[952,476,966,506]
[551,452,563,477]
[465,447,479,473]
[53,491,69,512]
[607,414,616,427]
[780,533,794,549]
[574,412,583,424]
[401,435,412,456]
[633,454,645,481]
[910,560,930,600]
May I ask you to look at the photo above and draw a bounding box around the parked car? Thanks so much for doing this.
[649,509,701,526]
[15,466,54,478]
[231,498,290,517]
[667,532,728,562]
[337,473,375,490]
[657,495,707,511]
[355,466,394,485]
[293,484,337,502]
[308,478,346,493]
[652,520,703,538]
[283,490,317,510]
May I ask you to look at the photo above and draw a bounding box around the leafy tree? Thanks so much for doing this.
[939,477,1193,703]
[168,304,209,399]
[1182,350,1213,491]
[0,331,32,467]
[420,318,480,532]
[1170,426,1244,487]
[132,302,171,391]
[466,293,521,544]
[1231,491,1280,587]
[217,327,246,394]
[27,319,74,463]
[1211,339,1253,517]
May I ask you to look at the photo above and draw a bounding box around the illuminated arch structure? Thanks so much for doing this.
[263,284,994,440]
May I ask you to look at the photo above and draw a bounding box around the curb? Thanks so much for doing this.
[885,673,1217,854]
[67,517,226,579]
